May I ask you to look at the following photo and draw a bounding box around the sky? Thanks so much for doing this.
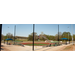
[2,24,75,37]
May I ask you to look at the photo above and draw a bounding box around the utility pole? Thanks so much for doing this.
[33,24,35,51]
[0,24,2,51]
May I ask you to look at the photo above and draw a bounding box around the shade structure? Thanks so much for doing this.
[60,38,68,40]
[5,38,13,41]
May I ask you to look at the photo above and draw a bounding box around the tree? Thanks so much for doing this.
[28,32,38,41]
[41,32,44,35]
[4,36,7,40]
[49,35,55,40]
[39,33,48,41]
[6,33,13,39]
[73,35,75,41]
[1,34,4,41]
[39,32,55,41]
[28,35,33,41]
[55,32,62,41]
[62,32,71,40]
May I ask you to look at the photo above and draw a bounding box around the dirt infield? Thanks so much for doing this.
[60,44,75,51]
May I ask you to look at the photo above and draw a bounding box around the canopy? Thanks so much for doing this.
[60,38,68,40]
[5,38,13,41]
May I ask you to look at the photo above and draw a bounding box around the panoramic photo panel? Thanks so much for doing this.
[1,24,33,51]
[34,24,75,51]
[0,24,75,51]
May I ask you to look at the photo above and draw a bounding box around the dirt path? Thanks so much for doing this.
[1,47,10,51]
[73,44,75,51]
[57,44,75,51]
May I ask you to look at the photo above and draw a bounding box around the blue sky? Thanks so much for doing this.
[2,24,75,37]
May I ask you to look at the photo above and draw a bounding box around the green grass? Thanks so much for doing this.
[15,39,28,42]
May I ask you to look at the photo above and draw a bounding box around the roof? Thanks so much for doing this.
[60,38,68,40]
[5,38,13,41]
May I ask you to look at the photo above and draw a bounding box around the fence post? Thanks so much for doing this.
[0,24,2,51]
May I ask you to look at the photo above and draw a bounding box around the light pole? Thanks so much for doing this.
[71,24,73,45]
[68,27,69,42]
[14,25,16,44]
[33,24,35,51]
[7,27,9,38]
